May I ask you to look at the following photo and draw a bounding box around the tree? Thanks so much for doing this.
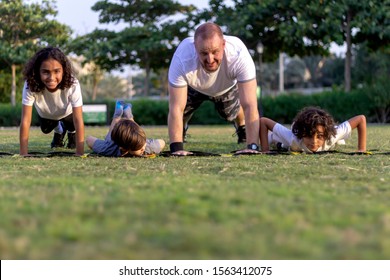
[292,0,390,91]
[70,56,105,101]
[279,0,390,92]
[0,0,71,105]
[302,55,326,87]
[284,56,307,89]
[320,55,345,87]
[202,0,390,92]
[353,45,390,86]
[198,0,330,62]
[94,73,128,100]
[70,0,196,96]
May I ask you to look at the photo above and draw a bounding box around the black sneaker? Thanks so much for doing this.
[234,125,246,144]
[51,131,66,148]
[66,132,76,149]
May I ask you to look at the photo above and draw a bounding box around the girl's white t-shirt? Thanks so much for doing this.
[269,121,352,152]
[22,79,83,120]
[168,35,256,97]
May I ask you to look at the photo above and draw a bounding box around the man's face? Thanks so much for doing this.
[195,34,225,73]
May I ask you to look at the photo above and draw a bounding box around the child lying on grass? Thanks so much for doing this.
[260,106,366,153]
[86,101,165,157]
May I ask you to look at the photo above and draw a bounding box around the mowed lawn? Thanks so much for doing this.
[0,124,389,259]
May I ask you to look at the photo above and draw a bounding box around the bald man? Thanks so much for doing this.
[168,22,260,155]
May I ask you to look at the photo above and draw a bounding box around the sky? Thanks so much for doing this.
[54,0,212,75]
[55,0,344,55]
[55,0,210,36]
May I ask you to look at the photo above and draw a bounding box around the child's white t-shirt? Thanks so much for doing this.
[22,79,83,120]
[168,35,256,97]
[269,121,352,152]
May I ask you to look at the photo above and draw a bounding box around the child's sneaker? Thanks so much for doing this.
[51,122,66,148]
[51,131,66,148]
[123,103,133,120]
[113,100,125,118]
[66,132,76,149]
[145,138,165,155]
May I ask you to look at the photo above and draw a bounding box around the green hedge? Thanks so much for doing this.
[1,85,389,127]
[0,103,40,127]
[103,98,226,126]
[261,89,373,124]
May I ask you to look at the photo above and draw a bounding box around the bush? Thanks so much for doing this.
[0,104,39,126]
[261,89,371,124]
[0,88,384,127]
[362,77,390,123]
[261,94,313,123]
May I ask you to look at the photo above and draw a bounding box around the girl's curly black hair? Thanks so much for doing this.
[23,46,75,93]
[291,107,337,144]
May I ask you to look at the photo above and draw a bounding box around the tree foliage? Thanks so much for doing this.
[288,0,390,91]
[200,0,390,91]
[0,0,71,105]
[70,0,197,96]
[197,0,330,62]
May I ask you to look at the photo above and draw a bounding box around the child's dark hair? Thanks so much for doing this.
[111,119,146,154]
[292,107,336,143]
[23,46,75,92]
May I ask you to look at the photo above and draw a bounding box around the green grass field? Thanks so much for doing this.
[1,125,390,260]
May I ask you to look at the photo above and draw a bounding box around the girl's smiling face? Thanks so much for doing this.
[39,58,63,92]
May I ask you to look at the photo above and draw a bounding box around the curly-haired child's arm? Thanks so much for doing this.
[347,115,366,152]
[259,117,277,152]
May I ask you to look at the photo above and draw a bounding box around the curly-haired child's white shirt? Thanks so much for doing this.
[22,79,83,120]
[269,121,352,153]
[168,35,256,97]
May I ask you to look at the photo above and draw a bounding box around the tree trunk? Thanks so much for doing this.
[278,52,284,94]
[144,66,150,96]
[92,77,98,101]
[344,10,352,92]
[159,69,168,97]
[11,64,17,106]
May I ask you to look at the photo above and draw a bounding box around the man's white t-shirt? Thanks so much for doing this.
[269,121,352,152]
[168,35,256,97]
[22,79,83,120]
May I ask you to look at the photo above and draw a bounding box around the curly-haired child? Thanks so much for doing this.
[20,46,84,156]
[260,106,366,153]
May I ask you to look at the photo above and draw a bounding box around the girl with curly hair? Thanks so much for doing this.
[260,107,366,153]
[19,47,84,156]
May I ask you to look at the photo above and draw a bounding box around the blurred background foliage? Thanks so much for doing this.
[0,0,389,122]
